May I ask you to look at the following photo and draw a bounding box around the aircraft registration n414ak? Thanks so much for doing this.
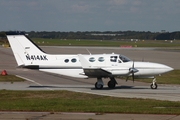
[6,31,173,89]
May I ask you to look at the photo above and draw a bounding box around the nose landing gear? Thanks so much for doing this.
[150,78,158,89]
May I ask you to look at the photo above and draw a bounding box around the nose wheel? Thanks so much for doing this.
[150,78,158,89]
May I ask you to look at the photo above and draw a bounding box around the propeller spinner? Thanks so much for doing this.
[126,61,139,82]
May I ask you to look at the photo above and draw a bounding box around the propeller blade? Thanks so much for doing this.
[131,61,138,82]
[132,72,134,83]
[132,61,134,68]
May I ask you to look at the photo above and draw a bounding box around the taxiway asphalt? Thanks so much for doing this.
[1,112,180,120]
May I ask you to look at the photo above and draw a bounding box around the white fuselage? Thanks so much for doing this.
[29,53,173,79]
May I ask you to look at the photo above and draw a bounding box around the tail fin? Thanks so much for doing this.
[6,31,46,66]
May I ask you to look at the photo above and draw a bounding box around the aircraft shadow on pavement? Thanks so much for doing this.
[29,85,91,89]
[29,85,148,90]
[91,85,148,90]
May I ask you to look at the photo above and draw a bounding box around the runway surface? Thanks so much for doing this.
[1,112,180,120]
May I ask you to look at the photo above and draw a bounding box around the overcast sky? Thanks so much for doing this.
[0,0,180,32]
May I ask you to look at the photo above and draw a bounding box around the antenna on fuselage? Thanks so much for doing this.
[86,48,91,55]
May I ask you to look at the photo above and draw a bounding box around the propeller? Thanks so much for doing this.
[126,61,139,82]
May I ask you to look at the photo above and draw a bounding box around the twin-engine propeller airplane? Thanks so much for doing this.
[6,31,173,89]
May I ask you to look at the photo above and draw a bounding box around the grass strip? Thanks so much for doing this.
[0,75,25,82]
[31,38,180,47]
[0,90,180,114]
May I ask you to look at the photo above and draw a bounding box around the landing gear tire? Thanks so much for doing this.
[150,83,158,89]
[108,81,116,89]
[95,82,103,89]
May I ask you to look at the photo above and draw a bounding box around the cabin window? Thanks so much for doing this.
[89,57,95,62]
[64,59,69,63]
[110,56,117,62]
[71,58,77,63]
[98,57,104,62]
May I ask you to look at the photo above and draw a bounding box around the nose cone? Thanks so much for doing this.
[134,62,174,75]
[151,63,174,74]
[163,65,174,73]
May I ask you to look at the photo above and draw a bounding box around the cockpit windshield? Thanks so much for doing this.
[119,55,131,62]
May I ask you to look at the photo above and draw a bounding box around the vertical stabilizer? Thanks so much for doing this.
[6,32,46,66]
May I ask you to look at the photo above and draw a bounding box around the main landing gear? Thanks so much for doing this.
[95,77,117,89]
[108,77,117,89]
[150,78,158,89]
[95,78,104,89]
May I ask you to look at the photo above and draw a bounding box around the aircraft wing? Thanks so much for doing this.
[83,68,112,77]
[78,54,112,77]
